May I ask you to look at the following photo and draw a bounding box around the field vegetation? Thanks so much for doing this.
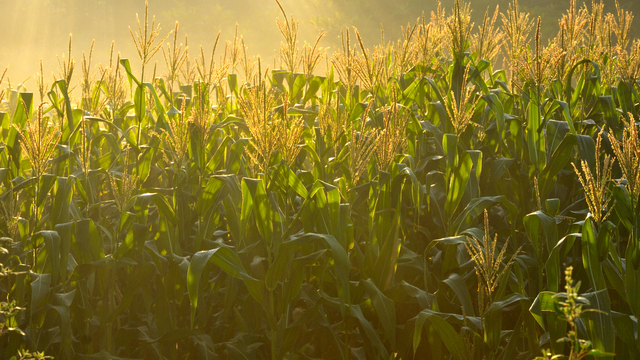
[1,0,640,358]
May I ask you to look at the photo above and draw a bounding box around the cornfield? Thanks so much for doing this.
[2,0,640,358]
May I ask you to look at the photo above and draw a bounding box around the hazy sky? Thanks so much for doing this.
[0,0,392,86]
[0,0,637,89]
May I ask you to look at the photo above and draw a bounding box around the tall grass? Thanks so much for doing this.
[1,0,640,359]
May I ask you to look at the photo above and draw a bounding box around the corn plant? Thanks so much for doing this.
[2,0,640,359]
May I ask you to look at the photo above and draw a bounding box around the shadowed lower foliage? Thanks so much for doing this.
[2,0,640,359]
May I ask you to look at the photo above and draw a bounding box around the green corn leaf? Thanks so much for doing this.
[611,311,640,358]
[539,133,576,200]
[529,291,557,329]
[545,234,579,292]
[34,230,61,284]
[625,244,640,318]
[53,80,75,143]
[30,273,51,313]
[289,232,350,310]
[497,311,525,360]
[413,310,470,360]
[612,185,633,231]
[452,195,517,235]
[527,93,546,171]
[53,222,73,283]
[582,290,615,359]
[550,99,576,136]
[133,84,146,123]
[575,134,596,171]
[36,174,56,208]
[445,150,472,217]
[361,279,396,349]
[484,302,503,354]
[523,210,557,262]
[582,216,606,291]
[187,246,261,329]
[136,193,177,225]
[302,75,325,104]
[135,146,155,183]
[290,73,306,102]
[119,58,141,88]
[350,304,390,359]
[241,178,274,245]
[265,248,292,291]
[442,273,475,317]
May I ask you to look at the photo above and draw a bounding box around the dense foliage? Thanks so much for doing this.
[1,0,640,358]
